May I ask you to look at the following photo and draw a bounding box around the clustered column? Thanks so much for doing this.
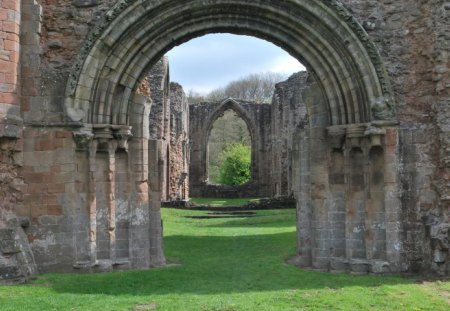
[299,122,400,273]
[324,122,398,273]
[74,125,132,268]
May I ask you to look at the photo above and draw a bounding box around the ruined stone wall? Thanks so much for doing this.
[189,99,272,198]
[3,1,167,275]
[190,73,311,200]
[0,0,36,284]
[338,0,450,276]
[168,82,189,201]
[1,0,23,226]
[0,0,21,125]
[148,57,171,202]
[0,138,37,284]
[23,0,116,125]
[270,72,309,197]
[0,0,448,276]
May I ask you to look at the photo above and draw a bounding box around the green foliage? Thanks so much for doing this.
[218,143,251,186]
[1,209,449,310]
[208,110,251,184]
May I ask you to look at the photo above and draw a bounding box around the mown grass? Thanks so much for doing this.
[1,208,449,311]
[189,197,259,207]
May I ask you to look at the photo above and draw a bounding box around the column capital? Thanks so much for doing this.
[73,126,94,150]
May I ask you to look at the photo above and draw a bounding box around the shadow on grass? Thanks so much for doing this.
[45,232,411,297]
[202,210,296,228]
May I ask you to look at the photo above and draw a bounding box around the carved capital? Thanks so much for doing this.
[327,125,347,149]
[93,125,114,146]
[112,126,133,151]
[73,128,94,151]
[364,125,386,147]
[346,124,367,148]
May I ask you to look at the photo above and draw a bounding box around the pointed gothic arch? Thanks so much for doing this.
[65,0,402,273]
[204,99,257,185]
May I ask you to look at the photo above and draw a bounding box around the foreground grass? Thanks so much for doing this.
[1,208,449,311]
[189,197,259,207]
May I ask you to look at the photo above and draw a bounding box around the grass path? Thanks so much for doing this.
[0,208,449,310]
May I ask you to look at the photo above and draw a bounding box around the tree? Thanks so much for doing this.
[218,143,251,186]
[208,110,251,183]
[208,72,287,103]
[188,72,287,104]
[187,89,205,104]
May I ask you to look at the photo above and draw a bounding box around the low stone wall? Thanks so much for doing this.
[190,183,267,199]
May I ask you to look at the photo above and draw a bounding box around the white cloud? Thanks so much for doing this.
[269,55,306,74]
[167,34,305,93]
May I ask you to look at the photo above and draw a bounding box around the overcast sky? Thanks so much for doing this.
[166,34,305,94]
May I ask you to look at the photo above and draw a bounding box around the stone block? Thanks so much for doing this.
[349,259,370,274]
[330,258,349,272]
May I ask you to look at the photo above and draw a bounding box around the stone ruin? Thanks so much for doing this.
[188,72,311,200]
[189,98,272,198]
[1,0,450,282]
[144,57,189,204]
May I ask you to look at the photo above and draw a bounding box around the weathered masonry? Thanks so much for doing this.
[189,99,272,198]
[188,72,311,199]
[0,0,449,282]
[144,57,189,204]
[270,72,310,198]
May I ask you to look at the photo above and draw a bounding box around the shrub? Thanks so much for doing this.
[218,143,251,186]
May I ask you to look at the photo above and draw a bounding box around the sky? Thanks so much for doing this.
[166,34,306,94]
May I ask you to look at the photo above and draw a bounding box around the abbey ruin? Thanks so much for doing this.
[1,0,449,283]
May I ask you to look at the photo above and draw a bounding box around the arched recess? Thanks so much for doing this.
[65,0,396,127]
[66,0,402,273]
[202,99,258,186]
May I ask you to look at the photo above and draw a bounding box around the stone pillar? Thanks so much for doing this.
[0,0,22,138]
[88,139,98,264]
[309,127,330,270]
[382,126,402,271]
[293,128,312,267]
[107,140,118,262]
[20,0,42,123]
[345,124,368,273]
[148,139,166,266]
[327,125,347,271]
[0,0,24,281]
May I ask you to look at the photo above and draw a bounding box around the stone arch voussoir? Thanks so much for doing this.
[65,0,397,129]
[64,0,403,274]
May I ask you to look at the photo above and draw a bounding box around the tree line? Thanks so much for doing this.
[188,72,287,104]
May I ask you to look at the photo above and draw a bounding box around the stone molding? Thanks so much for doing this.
[65,0,397,126]
[66,0,134,97]
[327,122,395,149]
[73,124,132,151]
[67,0,394,101]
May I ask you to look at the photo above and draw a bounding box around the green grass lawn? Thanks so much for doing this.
[1,208,449,310]
[189,197,259,207]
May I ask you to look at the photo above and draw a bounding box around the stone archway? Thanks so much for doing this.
[64,0,401,273]
[65,0,395,127]
[189,98,271,198]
